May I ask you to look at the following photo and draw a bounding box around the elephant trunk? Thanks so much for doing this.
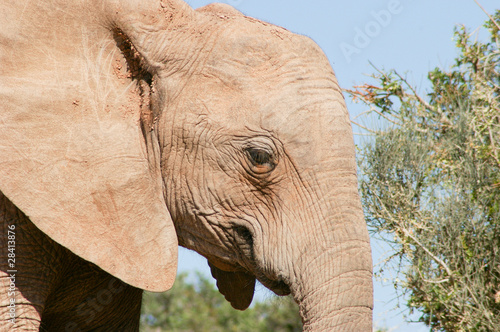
[294,244,373,331]
[288,185,373,331]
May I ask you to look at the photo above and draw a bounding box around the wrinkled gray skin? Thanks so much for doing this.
[0,0,373,331]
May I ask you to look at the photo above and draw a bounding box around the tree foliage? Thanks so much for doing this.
[350,11,500,331]
[140,272,302,332]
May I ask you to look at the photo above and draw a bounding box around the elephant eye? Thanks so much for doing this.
[246,148,276,174]
[248,149,271,165]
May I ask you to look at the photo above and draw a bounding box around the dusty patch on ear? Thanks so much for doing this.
[113,28,159,134]
[208,262,256,310]
[196,3,243,18]
[113,28,151,80]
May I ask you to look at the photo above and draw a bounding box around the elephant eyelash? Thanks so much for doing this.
[248,148,272,165]
[245,147,277,174]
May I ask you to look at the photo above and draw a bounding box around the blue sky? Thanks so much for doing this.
[178,1,499,331]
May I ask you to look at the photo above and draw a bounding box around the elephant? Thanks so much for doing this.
[0,0,373,331]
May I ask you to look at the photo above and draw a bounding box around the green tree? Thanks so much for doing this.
[140,272,302,332]
[350,10,500,331]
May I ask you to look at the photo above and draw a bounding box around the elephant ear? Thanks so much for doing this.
[209,262,256,310]
[0,0,198,292]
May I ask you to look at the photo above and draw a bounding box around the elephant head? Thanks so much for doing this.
[0,0,373,330]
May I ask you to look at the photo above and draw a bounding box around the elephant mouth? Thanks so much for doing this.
[208,255,291,297]
[205,224,291,310]
[258,274,291,296]
[231,225,292,296]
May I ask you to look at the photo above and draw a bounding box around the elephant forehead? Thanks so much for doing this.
[206,24,328,80]
[176,10,354,169]
[267,98,353,169]
[175,75,352,171]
